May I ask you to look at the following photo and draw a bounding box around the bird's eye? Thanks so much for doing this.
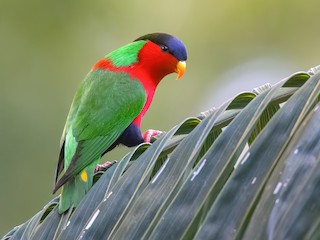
[161,45,169,52]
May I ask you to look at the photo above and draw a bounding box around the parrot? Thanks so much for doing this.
[53,33,187,214]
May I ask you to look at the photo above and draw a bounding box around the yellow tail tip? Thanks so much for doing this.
[80,170,88,182]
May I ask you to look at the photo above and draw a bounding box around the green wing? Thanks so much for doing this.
[54,69,146,191]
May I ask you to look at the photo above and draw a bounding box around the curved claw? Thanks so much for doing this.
[94,161,112,173]
[142,129,163,143]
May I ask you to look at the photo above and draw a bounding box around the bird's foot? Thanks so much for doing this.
[94,161,115,173]
[142,129,163,143]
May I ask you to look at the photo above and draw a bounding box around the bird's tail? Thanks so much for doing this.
[58,161,97,214]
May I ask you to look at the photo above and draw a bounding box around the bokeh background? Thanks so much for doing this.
[1,0,319,235]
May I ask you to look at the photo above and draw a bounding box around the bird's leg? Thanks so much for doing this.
[94,129,162,173]
[94,161,115,173]
[142,129,163,143]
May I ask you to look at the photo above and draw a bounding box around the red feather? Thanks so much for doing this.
[91,41,178,127]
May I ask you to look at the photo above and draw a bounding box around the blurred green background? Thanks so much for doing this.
[1,0,319,235]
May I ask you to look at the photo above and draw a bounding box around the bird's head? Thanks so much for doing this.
[96,33,187,85]
[134,33,187,81]
[126,33,187,81]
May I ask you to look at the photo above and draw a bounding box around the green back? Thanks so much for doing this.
[60,69,146,180]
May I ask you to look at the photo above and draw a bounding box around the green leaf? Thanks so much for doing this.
[75,117,201,239]
[109,102,231,240]
[194,72,320,240]
[148,79,282,240]
[243,103,320,240]
[2,67,319,240]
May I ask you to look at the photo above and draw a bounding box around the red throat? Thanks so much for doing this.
[91,41,178,126]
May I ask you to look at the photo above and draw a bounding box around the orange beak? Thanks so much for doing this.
[175,61,186,80]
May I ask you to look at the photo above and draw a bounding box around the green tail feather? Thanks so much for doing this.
[58,161,97,214]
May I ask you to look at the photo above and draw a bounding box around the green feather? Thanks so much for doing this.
[106,40,145,67]
[55,68,146,213]
[58,159,98,214]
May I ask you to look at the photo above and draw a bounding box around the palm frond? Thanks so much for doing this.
[2,66,320,240]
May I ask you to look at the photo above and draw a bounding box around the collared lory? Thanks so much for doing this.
[53,33,187,214]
